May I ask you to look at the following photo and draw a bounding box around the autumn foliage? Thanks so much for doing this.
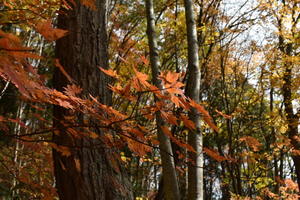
[1,0,300,199]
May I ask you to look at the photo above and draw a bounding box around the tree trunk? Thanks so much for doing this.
[184,0,203,199]
[281,60,300,192]
[145,0,180,199]
[53,1,132,199]
[279,28,300,191]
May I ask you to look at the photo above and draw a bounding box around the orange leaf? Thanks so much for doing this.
[80,0,96,10]
[215,110,232,119]
[55,59,74,83]
[165,71,180,83]
[203,147,227,162]
[180,114,196,130]
[126,137,151,156]
[99,67,119,78]
[189,99,218,132]
[129,128,145,139]
[64,84,82,96]
[56,98,73,109]
[240,136,262,152]
[170,95,180,107]
[140,55,149,65]
[51,143,71,157]
[89,131,99,139]
[160,126,195,152]
[161,111,178,125]
[133,68,150,88]
[36,20,68,42]
[74,158,81,172]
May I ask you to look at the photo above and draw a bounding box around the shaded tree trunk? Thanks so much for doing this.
[53,1,132,199]
[279,26,300,191]
[281,55,300,192]
[184,0,203,199]
[145,0,180,199]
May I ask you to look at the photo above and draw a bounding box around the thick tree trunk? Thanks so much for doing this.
[53,1,132,199]
[282,62,300,192]
[184,0,203,199]
[145,0,180,199]
[279,31,300,191]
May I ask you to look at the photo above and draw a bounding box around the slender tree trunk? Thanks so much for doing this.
[53,1,132,199]
[12,101,25,198]
[184,0,203,199]
[270,86,280,193]
[145,0,180,199]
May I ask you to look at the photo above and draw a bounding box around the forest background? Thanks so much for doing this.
[0,0,300,199]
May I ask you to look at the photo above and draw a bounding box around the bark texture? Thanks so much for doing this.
[53,1,132,199]
[278,14,300,190]
[280,46,300,192]
[145,0,180,199]
[184,0,204,199]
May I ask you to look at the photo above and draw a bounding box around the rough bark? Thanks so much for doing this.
[281,58,300,192]
[184,0,203,199]
[279,25,300,191]
[145,0,180,199]
[53,1,132,199]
